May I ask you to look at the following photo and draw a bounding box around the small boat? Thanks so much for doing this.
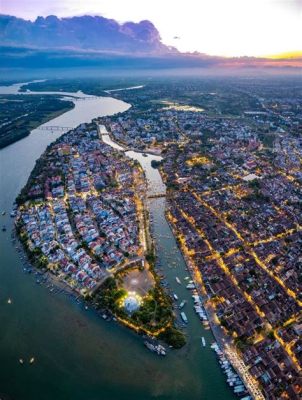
[180,312,188,323]
[29,357,35,364]
[173,293,179,301]
[203,320,210,328]
[175,277,181,284]
[186,283,195,289]
[2,225,7,232]
[179,300,187,309]
[19,358,24,364]
[2,211,6,216]
[144,341,166,356]
[7,298,12,304]
[201,337,206,347]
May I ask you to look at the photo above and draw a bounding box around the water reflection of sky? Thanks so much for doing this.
[126,151,166,196]
[101,131,166,196]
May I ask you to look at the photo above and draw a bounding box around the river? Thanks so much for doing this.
[0,83,235,400]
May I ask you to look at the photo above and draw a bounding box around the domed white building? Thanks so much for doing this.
[124,292,141,313]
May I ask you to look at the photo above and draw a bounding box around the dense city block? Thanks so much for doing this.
[99,76,302,399]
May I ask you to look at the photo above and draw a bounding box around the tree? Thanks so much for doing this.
[159,327,186,348]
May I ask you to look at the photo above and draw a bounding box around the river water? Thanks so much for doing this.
[0,83,235,400]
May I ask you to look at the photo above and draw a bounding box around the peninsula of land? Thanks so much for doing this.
[15,121,185,350]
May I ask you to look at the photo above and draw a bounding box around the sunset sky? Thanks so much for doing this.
[1,0,301,57]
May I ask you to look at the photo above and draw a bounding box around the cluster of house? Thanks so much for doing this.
[161,129,301,397]
[101,81,302,398]
[102,110,180,148]
[274,134,302,181]
[17,123,144,295]
[242,333,302,400]
[100,106,252,149]
[100,99,283,153]
[20,200,103,292]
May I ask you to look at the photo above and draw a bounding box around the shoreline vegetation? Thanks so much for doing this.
[0,95,74,149]
[15,121,186,350]
[93,257,185,348]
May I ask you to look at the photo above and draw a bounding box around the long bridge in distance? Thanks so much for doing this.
[73,96,99,101]
[37,125,74,131]
[147,193,166,199]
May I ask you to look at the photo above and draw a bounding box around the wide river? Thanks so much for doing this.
[0,83,235,400]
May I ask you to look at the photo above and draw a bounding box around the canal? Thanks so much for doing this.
[0,83,235,400]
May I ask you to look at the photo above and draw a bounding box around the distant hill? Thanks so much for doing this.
[0,14,175,54]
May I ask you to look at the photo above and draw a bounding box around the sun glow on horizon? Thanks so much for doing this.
[1,0,301,57]
[265,50,302,59]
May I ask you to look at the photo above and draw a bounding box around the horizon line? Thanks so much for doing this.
[1,13,301,61]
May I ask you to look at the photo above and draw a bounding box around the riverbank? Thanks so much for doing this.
[0,97,74,149]
[98,122,163,156]
[0,80,237,400]
[11,226,119,324]
[164,209,259,398]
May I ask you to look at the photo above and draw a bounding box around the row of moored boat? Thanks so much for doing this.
[211,342,251,399]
